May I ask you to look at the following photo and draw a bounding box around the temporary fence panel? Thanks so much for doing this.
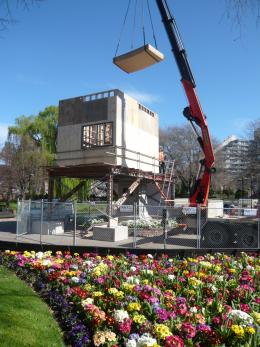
[16,200,31,237]
[14,200,260,250]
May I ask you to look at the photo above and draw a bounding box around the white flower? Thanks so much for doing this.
[137,333,157,347]
[190,306,197,313]
[141,269,153,275]
[208,284,217,293]
[147,254,153,259]
[126,340,137,347]
[130,266,137,272]
[71,276,80,283]
[36,251,44,259]
[81,298,94,307]
[84,260,94,267]
[168,274,175,280]
[127,276,140,284]
[70,264,78,270]
[113,309,129,323]
[229,310,254,326]
[246,265,255,271]
[42,259,52,267]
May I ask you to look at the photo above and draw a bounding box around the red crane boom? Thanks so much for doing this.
[155,0,215,206]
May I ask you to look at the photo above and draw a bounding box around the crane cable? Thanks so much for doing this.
[115,0,159,56]
[141,0,146,45]
[146,0,158,49]
[114,0,132,57]
[131,0,138,49]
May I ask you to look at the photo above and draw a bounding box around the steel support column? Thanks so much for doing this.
[107,174,113,217]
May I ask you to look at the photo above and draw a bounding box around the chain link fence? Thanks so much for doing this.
[15,200,260,249]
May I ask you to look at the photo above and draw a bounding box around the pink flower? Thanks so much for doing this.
[177,303,187,315]
[254,297,260,304]
[181,322,196,339]
[118,318,132,335]
[240,303,250,313]
[165,335,184,347]
[212,316,221,325]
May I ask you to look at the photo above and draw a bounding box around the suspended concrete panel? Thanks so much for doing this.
[113,44,164,73]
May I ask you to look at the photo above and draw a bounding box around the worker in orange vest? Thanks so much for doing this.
[159,146,166,174]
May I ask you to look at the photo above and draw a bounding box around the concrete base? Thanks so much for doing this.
[31,221,64,235]
[93,225,128,242]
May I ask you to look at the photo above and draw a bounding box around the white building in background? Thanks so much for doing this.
[57,89,159,173]
[216,135,250,177]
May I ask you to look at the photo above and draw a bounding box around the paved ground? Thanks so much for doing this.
[0,218,198,250]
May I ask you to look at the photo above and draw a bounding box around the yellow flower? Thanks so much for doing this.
[251,311,260,325]
[245,327,255,335]
[229,269,236,274]
[231,325,245,338]
[187,289,196,296]
[133,314,147,324]
[197,272,206,279]
[107,255,114,260]
[142,279,149,285]
[108,287,118,295]
[154,324,172,340]
[84,284,93,291]
[217,303,224,313]
[200,261,212,269]
[127,302,141,312]
[188,277,202,287]
[115,291,124,300]
[93,291,103,298]
[122,283,135,292]
[213,265,222,273]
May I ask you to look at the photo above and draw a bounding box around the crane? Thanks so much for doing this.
[155,0,215,207]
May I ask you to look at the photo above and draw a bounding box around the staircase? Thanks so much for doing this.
[114,178,141,208]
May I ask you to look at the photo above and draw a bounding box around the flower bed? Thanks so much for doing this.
[1,251,260,347]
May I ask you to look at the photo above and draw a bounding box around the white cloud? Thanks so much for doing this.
[0,124,9,147]
[125,88,161,105]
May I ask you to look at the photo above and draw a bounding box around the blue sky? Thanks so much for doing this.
[0,0,259,146]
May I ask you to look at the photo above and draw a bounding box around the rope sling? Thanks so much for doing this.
[113,0,164,73]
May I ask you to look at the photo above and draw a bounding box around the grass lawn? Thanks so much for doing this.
[0,266,64,347]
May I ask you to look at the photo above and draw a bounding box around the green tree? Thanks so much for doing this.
[5,106,91,200]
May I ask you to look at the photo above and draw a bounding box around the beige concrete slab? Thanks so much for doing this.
[113,44,164,73]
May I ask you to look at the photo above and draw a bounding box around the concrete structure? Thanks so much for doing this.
[93,225,128,242]
[57,89,159,173]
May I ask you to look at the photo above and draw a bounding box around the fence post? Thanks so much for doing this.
[257,207,260,249]
[28,199,31,234]
[162,208,168,250]
[16,199,20,240]
[40,199,43,247]
[73,201,77,246]
[133,202,137,248]
[197,205,201,249]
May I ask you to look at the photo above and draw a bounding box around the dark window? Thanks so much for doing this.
[82,122,113,148]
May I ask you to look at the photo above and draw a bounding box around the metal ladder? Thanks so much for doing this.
[156,160,175,206]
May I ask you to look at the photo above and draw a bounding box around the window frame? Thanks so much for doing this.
[81,122,113,149]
